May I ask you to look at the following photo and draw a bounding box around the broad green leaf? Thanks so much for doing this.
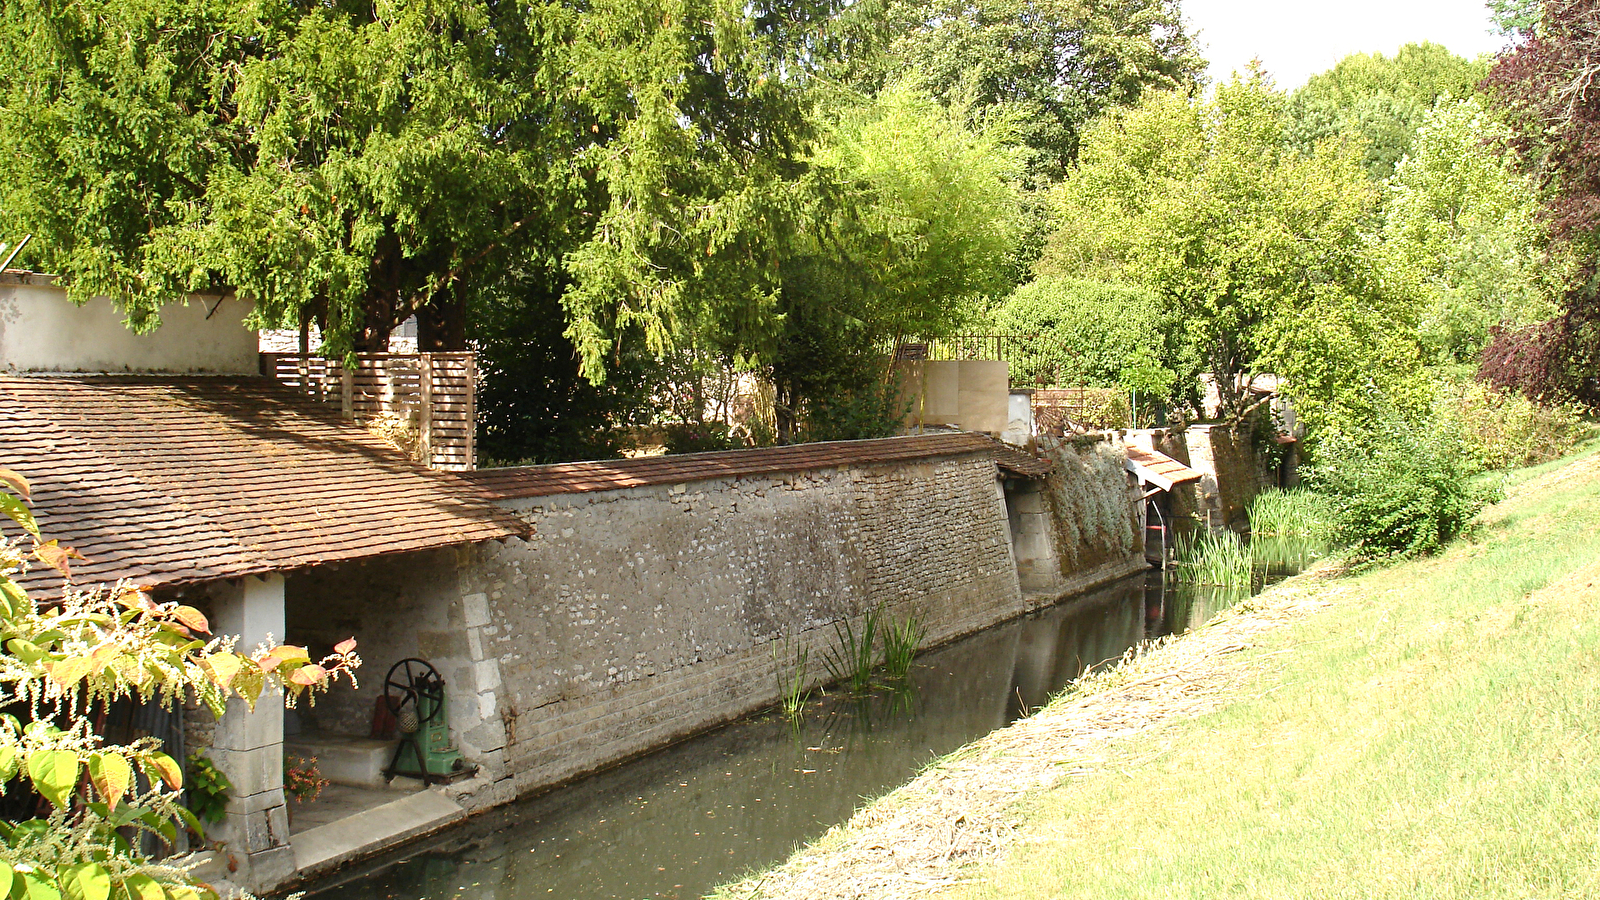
[6,640,43,665]
[0,744,17,780]
[87,753,132,811]
[0,578,25,618]
[257,645,309,672]
[136,809,176,846]
[175,806,203,841]
[118,874,163,900]
[17,868,60,900]
[0,493,39,538]
[288,663,327,687]
[233,668,265,709]
[26,750,80,809]
[47,657,92,690]
[144,753,182,791]
[0,863,12,899]
[60,864,109,900]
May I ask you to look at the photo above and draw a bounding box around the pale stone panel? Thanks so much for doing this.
[0,278,257,374]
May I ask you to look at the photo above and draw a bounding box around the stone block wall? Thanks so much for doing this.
[283,451,1024,808]
[1185,424,1264,533]
[475,455,1022,797]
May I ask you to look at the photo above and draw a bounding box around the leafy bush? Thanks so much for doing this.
[1440,383,1590,470]
[662,423,739,454]
[0,469,360,899]
[797,378,908,444]
[989,277,1181,393]
[1308,405,1492,559]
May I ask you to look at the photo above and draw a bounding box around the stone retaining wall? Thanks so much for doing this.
[471,454,1022,798]
[286,450,1029,811]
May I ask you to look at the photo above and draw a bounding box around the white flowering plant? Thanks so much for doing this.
[0,467,359,900]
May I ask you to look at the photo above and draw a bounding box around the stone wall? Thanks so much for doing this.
[1031,438,1147,602]
[475,455,1021,798]
[1185,424,1265,533]
[284,450,1025,809]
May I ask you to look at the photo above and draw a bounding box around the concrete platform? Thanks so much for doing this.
[290,785,466,878]
[285,731,396,789]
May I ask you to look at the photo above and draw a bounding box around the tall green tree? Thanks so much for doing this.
[1040,73,1415,424]
[840,0,1202,185]
[0,0,579,352]
[1286,42,1488,180]
[763,83,1023,437]
[1380,97,1566,364]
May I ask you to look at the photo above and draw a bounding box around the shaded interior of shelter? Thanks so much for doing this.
[292,569,1255,900]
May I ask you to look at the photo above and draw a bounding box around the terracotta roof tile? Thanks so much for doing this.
[1,376,526,594]
[463,432,1051,500]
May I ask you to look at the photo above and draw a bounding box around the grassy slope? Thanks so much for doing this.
[950,444,1600,899]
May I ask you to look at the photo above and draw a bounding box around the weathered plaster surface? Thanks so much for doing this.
[0,279,256,374]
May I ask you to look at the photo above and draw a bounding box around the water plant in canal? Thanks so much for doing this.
[824,604,882,694]
[881,611,927,681]
[1248,488,1330,539]
[773,638,812,721]
[1171,529,1252,589]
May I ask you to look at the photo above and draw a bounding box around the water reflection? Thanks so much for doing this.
[297,571,1248,900]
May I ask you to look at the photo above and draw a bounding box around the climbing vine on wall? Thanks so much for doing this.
[1043,438,1136,567]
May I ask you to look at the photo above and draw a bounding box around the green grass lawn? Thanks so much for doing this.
[950,443,1600,899]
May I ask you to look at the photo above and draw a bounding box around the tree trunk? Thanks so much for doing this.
[416,285,467,351]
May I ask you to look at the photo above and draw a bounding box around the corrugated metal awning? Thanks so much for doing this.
[1124,445,1203,492]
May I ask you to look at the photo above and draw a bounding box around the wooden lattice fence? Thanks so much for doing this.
[260,352,476,471]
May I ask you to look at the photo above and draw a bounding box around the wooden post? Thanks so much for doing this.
[418,353,434,468]
[464,352,478,471]
[339,362,354,419]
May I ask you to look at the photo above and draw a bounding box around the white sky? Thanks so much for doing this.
[1183,0,1509,89]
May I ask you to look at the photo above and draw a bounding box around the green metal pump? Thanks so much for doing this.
[382,657,471,784]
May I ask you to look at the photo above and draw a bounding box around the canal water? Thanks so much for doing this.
[298,571,1248,900]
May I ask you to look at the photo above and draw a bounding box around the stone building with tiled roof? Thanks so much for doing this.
[0,275,527,891]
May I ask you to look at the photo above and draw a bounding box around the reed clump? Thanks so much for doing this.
[820,605,928,695]
[1171,529,1252,589]
[881,612,927,681]
[824,605,882,695]
[773,639,812,721]
[1248,488,1330,539]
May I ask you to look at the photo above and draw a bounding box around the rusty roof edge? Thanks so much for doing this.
[466,432,1055,499]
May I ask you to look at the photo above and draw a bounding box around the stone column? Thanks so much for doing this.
[206,574,294,889]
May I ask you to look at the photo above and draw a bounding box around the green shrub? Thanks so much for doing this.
[798,378,908,443]
[988,276,1184,394]
[1442,384,1591,470]
[1309,405,1492,559]
[662,422,739,454]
